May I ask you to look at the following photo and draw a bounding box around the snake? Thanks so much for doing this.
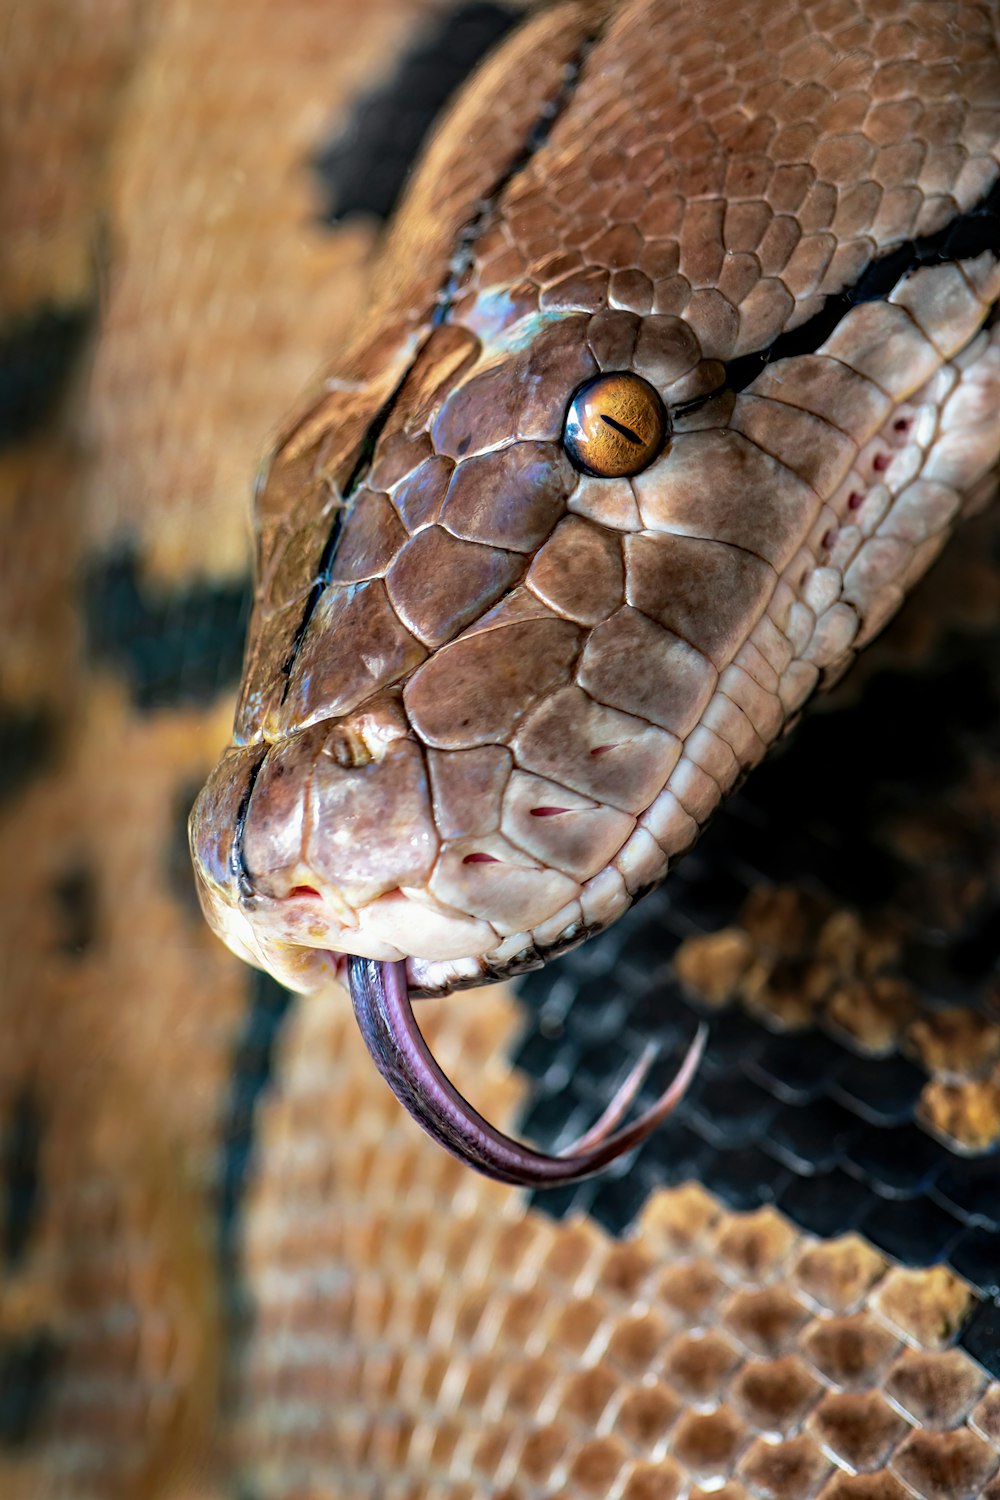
[6,2,1000,1496]
[189,0,1000,1185]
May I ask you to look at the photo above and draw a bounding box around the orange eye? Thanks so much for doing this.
[563,372,668,478]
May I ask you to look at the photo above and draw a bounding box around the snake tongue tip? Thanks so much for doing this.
[347,955,708,1188]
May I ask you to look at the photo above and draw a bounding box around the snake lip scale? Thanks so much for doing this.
[189,0,1000,1185]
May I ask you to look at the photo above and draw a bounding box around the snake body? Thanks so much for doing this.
[191,0,1000,1180]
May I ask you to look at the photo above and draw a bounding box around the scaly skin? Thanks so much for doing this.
[190,0,1000,1176]
[6,1,1000,1490]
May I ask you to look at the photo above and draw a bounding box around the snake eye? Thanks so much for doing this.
[563,372,668,478]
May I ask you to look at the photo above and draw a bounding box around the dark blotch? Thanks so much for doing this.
[51,865,97,957]
[0,707,56,809]
[85,552,251,710]
[3,1090,42,1271]
[0,305,92,448]
[316,2,521,223]
[0,1334,60,1446]
[961,1298,1000,1378]
[219,971,293,1314]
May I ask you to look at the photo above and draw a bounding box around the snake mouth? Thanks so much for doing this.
[348,957,706,1187]
[191,737,706,1181]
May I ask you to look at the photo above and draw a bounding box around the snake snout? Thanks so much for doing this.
[241,717,438,933]
[190,704,501,985]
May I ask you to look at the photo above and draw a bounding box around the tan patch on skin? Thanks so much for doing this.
[908,1008,1000,1076]
[673,928,757,1006]
[871,1267,977,1350]
[825,976,918,1054]
[793,1237,888,1317]
[920,1071,1000,1152]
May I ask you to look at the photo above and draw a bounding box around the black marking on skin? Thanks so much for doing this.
[720,176,1000,399]
[0,707,56,809]
[600,414,643,444]
[51,865,97,957]
[316,3,521,224]
[85,553,251,710]
[3,1090,42,1271]
[232,752,267,902]
[219,970,293,1316]
[664,176,1000,425]
[0,1092,56,1442]
[0,1334,60,1447]
[0,304,92,448]
[962,1299,1000,1380]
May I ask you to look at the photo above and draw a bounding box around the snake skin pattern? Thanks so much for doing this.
[4,0,1000,1496]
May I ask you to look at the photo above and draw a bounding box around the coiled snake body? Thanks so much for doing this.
[5,1,1000,1496]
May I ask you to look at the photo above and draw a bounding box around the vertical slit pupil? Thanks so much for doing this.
[600,413,643,444]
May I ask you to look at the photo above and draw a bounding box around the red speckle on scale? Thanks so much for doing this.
[530,807,570,817]
[873,452,890,472]
[848,491,864,510]
[463,852,500,864]
[893,417,911,433]
[821,529,837,550]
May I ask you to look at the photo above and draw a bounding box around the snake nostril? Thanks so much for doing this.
[288,884,321,899]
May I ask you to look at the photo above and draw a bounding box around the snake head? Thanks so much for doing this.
[189,0,1000,1179]
[188,303,725,1182]
[188,304,738,998]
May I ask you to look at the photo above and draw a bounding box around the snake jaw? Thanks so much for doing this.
[348,956,706,1187]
